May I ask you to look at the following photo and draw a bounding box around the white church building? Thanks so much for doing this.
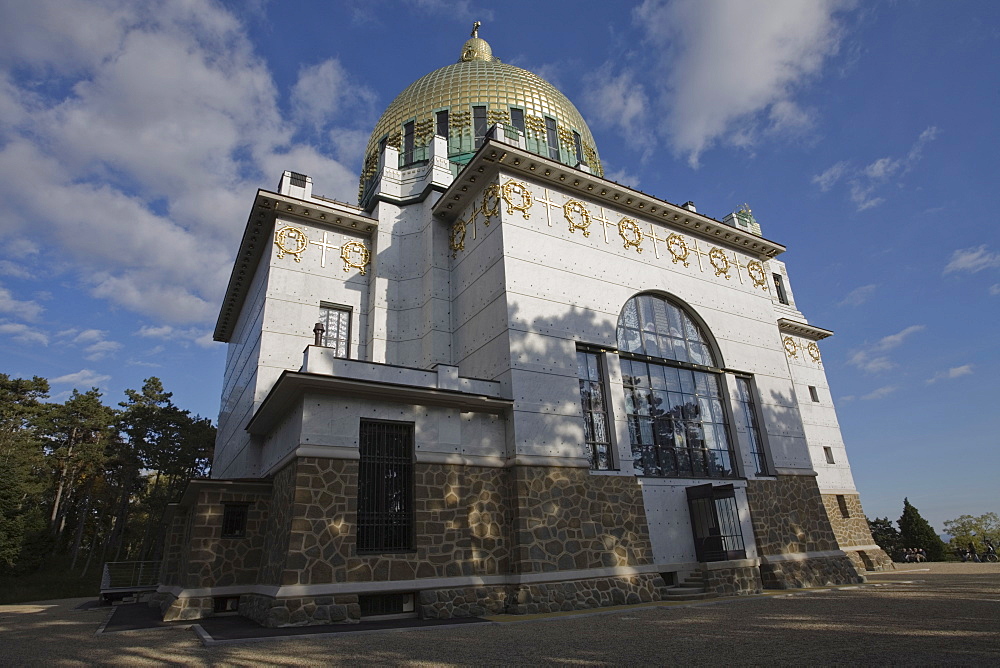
[154,27,889,626]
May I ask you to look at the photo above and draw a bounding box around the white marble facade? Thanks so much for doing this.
[212,127,859,569]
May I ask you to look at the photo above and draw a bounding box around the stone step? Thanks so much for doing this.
[675,581,707,589]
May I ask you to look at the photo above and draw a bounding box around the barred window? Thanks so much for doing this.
[357,420,414,553]
[735,377,767,475]
[617,294,736,479]
[319,304,350,358]
[221,504,248,538]
[577,348,613,471]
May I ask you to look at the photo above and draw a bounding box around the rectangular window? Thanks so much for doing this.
[221,504,248,538]
[809,385,820,402]
[510,107,525,135]
[288,171,307,188]
[773,273,789,305]
[736,377,767,475]
[473,106,488,148]
[545,117,559,160]
[435,110,449,140]
[577,348,613,471]
[836,494,850,518]
[402,121,415,165]
[573,130,584,164]
[824,446,835,464]
[319,304,351,358]
[357,420,414,553]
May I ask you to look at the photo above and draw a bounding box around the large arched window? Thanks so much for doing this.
[617,294,736,478]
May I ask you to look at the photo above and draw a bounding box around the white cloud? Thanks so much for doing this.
[584,64,652,151]
[0,284,44,321]
[136,324,217,349]
[861,385,897,400]
[848,324,924,373]
[926,364,973,384]
[630,0,851,166]
[813,126,939,210]
[291,60,376,135]
[943,245,1000,275]
[838,283,876,307]
[990,284,1000,296]
[0,0,370,327]
[50,369,111,387]
[0,260,33,279]
[812,161,848,192]
[0,321,48,345]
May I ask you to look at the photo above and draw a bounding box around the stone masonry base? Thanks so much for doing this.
[759,555,864,590]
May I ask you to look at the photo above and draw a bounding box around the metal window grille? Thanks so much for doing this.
[289,171,307,188]
[357,420,414,553]
[577,348,613,471]
[736,377,768,475]
[319,304,351,358]
[221,504,248,538]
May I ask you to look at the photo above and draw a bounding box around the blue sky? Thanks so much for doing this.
[0,0,997,533]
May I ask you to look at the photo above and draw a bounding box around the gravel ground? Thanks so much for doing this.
[0,562,997,666]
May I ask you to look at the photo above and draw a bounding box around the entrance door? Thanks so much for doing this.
[686,483,747,562]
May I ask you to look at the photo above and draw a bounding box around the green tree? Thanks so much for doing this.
[898,498,947,561]
[867,516,902,558]
[0,375,50,571]
[942,513,1000,555]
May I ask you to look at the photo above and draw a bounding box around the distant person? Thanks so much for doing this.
[917,548,927,562]
[968,542,980,563]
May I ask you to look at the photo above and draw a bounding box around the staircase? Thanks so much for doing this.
[663,572,718,601]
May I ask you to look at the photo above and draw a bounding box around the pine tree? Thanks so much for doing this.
[867,516,902,558]
[898,498,947,561]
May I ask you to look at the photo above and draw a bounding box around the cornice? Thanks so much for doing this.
[777,318,833,340]
[213,190,377,343]
[432,140,787,258]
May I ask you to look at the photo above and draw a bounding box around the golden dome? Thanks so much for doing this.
[359,29,602,203]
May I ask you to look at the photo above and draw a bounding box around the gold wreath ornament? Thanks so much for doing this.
[450,219,467,257]
[807,341,822,363]
[563,200,592,237]
[340,240,370,275]
[746,260,767,290]
[275,226,308,262]
[502,180,533,219]
[618,217,643,252]
[666,233,690,267]
[482,184,500,225]
[783,336,798,358]
[709,248,731,279]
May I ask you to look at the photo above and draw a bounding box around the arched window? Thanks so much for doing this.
[617,294,736,478]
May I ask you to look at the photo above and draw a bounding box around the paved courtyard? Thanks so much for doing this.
[1,562,997,666]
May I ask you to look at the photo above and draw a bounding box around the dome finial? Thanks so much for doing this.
[459,23,494,62]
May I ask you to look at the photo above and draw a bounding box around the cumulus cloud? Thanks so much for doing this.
[621,0,851,166]
[50,369,111,387]
[838,283,876,307]
[926,364,973,384]
[847,324,924,373]
[56,328,122,360]
[861,385,897,400]
[0,0,373,327]
[0,284,44,321]
[813,126,939,210]
[136,324,217,348]
[943,245,1000,275]
[0,321,48,345]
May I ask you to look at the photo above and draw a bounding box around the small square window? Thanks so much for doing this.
[836,494,850,518]
[773,273,789,305]
[809,386,820,402]
[221,504,248,538]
